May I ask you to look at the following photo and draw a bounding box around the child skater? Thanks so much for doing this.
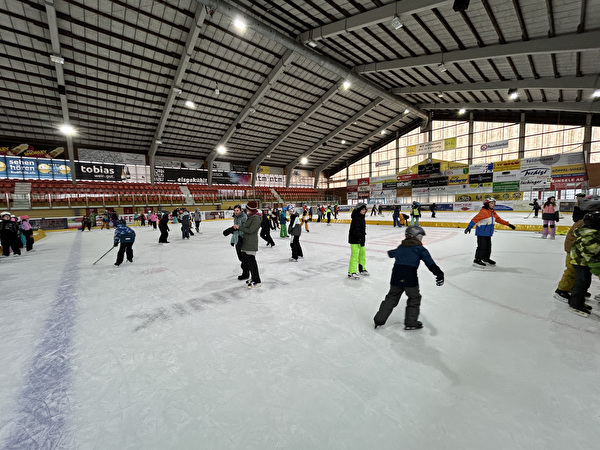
[348,203,368,279]
[20,215,34,252]
[260,208,276,247]
[113,219,136,266]
[279,208,288,238]
[541,196,558,239]
[373,226,444,330]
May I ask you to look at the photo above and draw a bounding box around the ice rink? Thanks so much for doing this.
[1,213,599,450]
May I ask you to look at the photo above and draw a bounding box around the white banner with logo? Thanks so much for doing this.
[479,140,509,152]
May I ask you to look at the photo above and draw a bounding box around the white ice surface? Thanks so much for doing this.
[1,214,599,450]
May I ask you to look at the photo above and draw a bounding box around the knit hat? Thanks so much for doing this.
[20,215,29,220]
[246,200,258,210]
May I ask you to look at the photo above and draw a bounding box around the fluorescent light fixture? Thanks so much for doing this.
[249,107,256,114]
[155,140,163,145]
[173,87,182,95]
[59,124,75,135]
[217,145,226,154]
[50,55,64,64]
[391,15,403,30]
[458,108,466,115]
[381,130,386,135]
[185,100,196,109]
[214,87,220,95]
[307,40,318,48]
[592,89,600,98]
[404,108,410,114]
[341,140,346,144]
[508,88,519,100]
[300,157,308,164]
[438,63,447,73]
[233,18,247,30]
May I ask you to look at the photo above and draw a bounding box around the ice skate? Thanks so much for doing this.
[473,259,486,268]
[248,282,261,289]
[404,321,423,331]
[347,272,360,280]
[359,269,370,276]
[554,289,570,303]
[569,306,590,317]
[483,259,496,265]
[289,257,298,262]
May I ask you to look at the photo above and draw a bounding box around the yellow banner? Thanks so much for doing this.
[258,165,270,174]
[448,175,469,185]
[551,164,586,176]
[406,145,417,156]
[493,159,521,171]
[444,137,457,150]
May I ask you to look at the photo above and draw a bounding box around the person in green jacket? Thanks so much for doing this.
[568,210,600,317]
[234,201,263,289]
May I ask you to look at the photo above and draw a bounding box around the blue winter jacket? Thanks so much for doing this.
[466,206,510,237]
[114,224,136,245]
[388,237,443,287]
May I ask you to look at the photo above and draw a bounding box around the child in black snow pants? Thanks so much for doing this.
[113,220,136,266]
[373,226,444,330]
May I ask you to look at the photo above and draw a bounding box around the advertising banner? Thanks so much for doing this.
[231,163,248,173]
[445,167,469,176]
[445,184,469,194]
[448,174,469,185]
[493,159,521,171]
[396,180,412,189]
[383,181,398,190]
[480,140,509,152]
[0,143,65,159]
[0,156,71,180]
[37,158,72,180]
[155,167,207,184]
[418,162,441,176]
[406,137,456,156]
[358,177,370,186]
[551,175,586,189]
[78,149,146,165]
[347,178,358,186]
[347,191,358,199]
[468,173,493,186]
[455,193,492,202]
[412,187,430,195]
[551,164,586,177]
[412,179,429,188]
[493,181,520,192]
[358,192,370,199]
[76,161,125,181]
[427,177,448,187]
[428,186,449,194]
[397,188,412,197]
[469,162,494,175]
[493,170,520,182]
[375,160,390,167]
[397,173,422,181]
[347,184,358,192]
[494,192,523,201]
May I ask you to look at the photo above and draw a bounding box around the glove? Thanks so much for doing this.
[113,242,118,247]
[436,275,444,286]
[223,226,235,236]
[464,228,471,234]
[508,224,516,230]
[589,262,600,277]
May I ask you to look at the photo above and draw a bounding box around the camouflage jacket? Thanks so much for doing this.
[570,227,600,267]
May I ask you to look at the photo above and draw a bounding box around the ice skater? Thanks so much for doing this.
[348,203,368,279]
[373,226,444,330]
[233,201,262,289]
[113,220,135,266]
[541,196,558,239]
[288,206,303,262]
[464,198,516,268]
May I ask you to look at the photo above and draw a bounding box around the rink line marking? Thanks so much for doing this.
[4,233,82,448]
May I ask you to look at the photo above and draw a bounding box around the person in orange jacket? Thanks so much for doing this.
[464,198,516,268]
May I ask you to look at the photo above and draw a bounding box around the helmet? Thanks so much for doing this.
[483,197,496,204]
[1,211,10,219]
[583,211,600,230]
[579,195,600,212]
[406,225,426,240]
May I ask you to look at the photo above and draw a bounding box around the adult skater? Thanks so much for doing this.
[572,193,587,222]
[113,220,136,266]
[260,208,275,247]
[279,208,288,237]
[192,208,202,233]
[326,205,332,225]
[567,210,600,317]
[348,203,368,279]
[464,198,516,268]
[370,204,377,216]
[529,198,541,218]
[1,211,21,256]
[392,205,401,227]
[140,212,146,227]
[89,211,96,229]
[227,204,250,280]
[541,196,558,239]
[373,226,444,330]
[288,205,303,262]
[410,201,421,226]
[233,201,262,289]
[158,211,170,243]
[429,203,437,218]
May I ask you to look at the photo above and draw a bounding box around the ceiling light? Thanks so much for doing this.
[59,124,75,135]
[155,140,163,145]
[300,157,308,164]
[342,80,351,90]
[341,140,346,144]
[381,130,386,135]
[438,63,447,73]
[266,154,271,158]
[404,108,410,114]
[217,145,226,154]
[233,18,247,30]
[306,40,318,48]
[173,87,182,95]
[508,88,519,100]
[249,107,256,114]
[437,92,444,98]
[458,108,466,115]
[593,89,600,98]
[185,100,196,109]
[391,15,403,30]
[50,55,64,64]
[215,84,220,95]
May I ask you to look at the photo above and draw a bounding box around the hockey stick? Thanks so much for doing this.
[93,246,115,265]
[524,209,533,219]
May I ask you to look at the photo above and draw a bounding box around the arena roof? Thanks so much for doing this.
[1,0,599,179]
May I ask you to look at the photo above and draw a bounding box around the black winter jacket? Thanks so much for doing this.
[348,207,366,245]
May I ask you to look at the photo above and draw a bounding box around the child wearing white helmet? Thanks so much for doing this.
[1,211,21,256]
